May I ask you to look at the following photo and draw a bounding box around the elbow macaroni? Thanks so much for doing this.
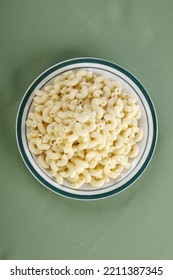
[26,69,144,189]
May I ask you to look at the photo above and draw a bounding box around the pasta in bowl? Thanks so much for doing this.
[16,58,158,200]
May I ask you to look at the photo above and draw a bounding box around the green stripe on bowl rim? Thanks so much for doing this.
[16,57,158,200]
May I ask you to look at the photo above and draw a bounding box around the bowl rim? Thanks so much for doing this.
[16,57,158,200]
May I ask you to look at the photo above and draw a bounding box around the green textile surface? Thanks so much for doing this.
[0,0,172,260]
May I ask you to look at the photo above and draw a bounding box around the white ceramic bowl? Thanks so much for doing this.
[16,57,158,200]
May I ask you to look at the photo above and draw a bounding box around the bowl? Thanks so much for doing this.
[16,57,158,200]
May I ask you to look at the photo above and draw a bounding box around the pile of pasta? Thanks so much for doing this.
[26,70,143,188]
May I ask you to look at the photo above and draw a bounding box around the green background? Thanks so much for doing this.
[0,0,172,260]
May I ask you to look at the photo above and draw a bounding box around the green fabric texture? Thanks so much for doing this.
[0,0,172,260]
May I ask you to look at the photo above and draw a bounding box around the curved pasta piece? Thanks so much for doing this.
[104,114,118,131]
[116,98,124,111]
[76,85,88,99]
[52,101,62,112]
[91,97,101,106]
[112,155,124,163]
[42,134,55,143]
[87,139,98,149]
[114,135,124,149]
[86,151,101,161]
[77,141,89,150]
[94,105,105,119]
[93,82,103,89]
[47,122,58,135]
[38,154,49,169]
[123,102,134,112]
[114,144,126,155]
[37,122,46,135]
[93,89,103,98]
[110,129,118,141]
[68,133,78,143]
[126,105,139,118]
[108,96,118,107]
[72,176,85,188]
[99,157,111,166]
[74,112,90,123]
[28,142,41,155]
[127,144,139,158]
[90,131,103,144]
[134,108,142,119]
[30,120,37,128]
[60,86,68,95]
[29,130,38,138]
[88,158,98,169]
[75,105,83,112]
[35,138,50,150]
[51,95,59,103]
[51,84,61,95]
[129,118,138,127]
[114,87,122,94]
[107,170,120,179]
[94,75,105,83]
[90,177,105,188]
[66,162,76,178]
[103,165,111,175]
[66,149,75,159]
[75,166,84,174]
[114,107,124,118]
[59,170,68,178]
[68,89,78,100]
[50,160,59,172]
[55,173,63,185]
[53,75,64,85]
[45,100,54,108]
[121,128,132,138]
[100,97,108,107]
[123,143,132,155]
[74,123,89,137]
[63,77,80,87]
[89,166,103,178]
[103,85,111,98]
[63,144,73,154]
[76,69,87,78]
[44,85,54,92]
[83,122,96,133]
[57,154,68,167]
[67,174,79,183]
[42,107,53,123]
[62,70,74,78]
[72,158,89,169]
[134,128,143,142]
[120,156,128,167]
[104,79,114,90]
[53,125,67,139]
[82,169,92,183]
[57,110,73,119]
[34,111,42,122]
[46,150,61,160]
[106,107,116,117]
[114,164,124,173]
[34,93,48,105]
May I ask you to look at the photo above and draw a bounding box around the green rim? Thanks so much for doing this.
[16,58,158,200]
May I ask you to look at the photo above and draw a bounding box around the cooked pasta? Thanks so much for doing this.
[26,70,143,189]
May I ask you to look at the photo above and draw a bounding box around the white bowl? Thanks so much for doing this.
[16,57,158,200]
